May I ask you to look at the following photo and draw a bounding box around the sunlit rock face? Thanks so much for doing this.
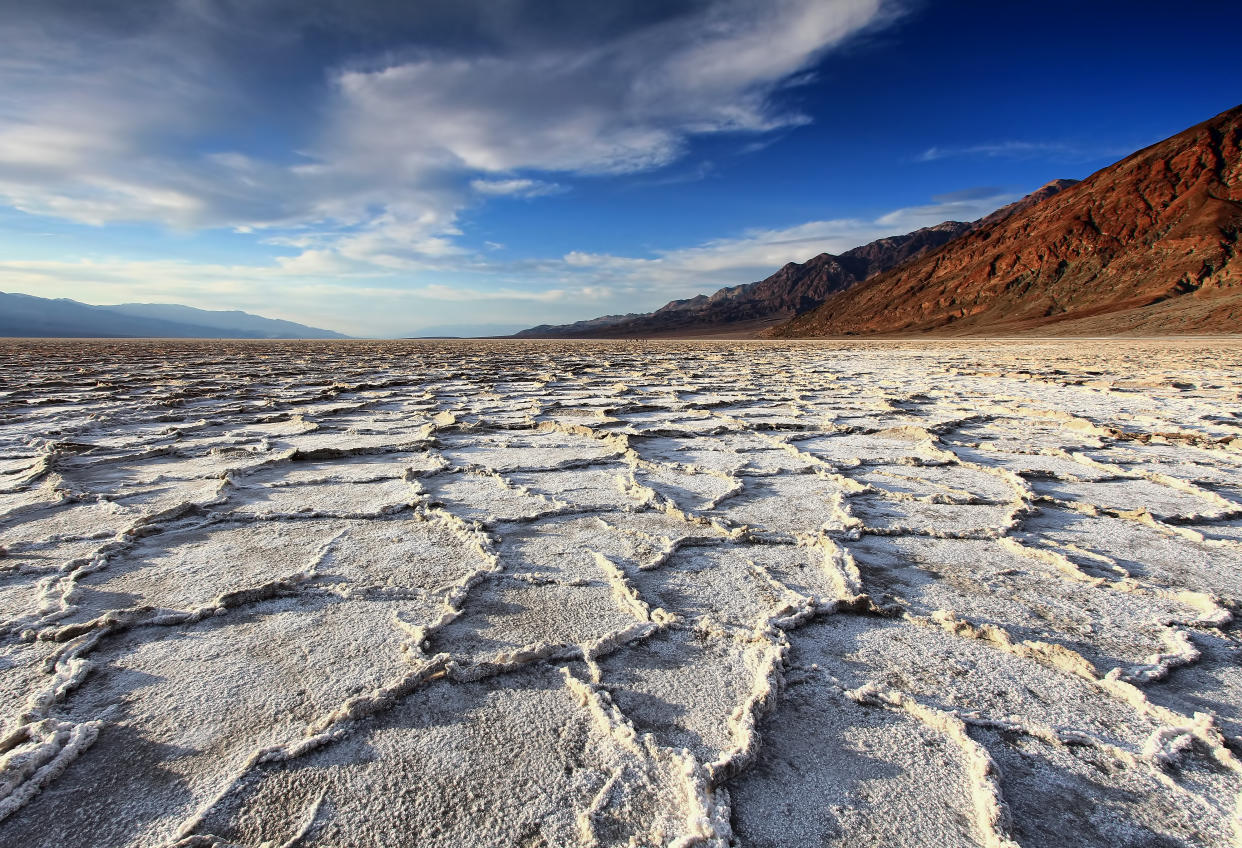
[776,105,1242,338]
[1,338,1240,848]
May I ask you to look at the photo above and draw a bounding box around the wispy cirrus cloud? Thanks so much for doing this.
[931,186,1007,202]
[0,0,904,274]
[915,140,1128,163]
[469,178,566,198]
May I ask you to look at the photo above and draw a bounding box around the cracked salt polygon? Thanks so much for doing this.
[0,338,1240,848]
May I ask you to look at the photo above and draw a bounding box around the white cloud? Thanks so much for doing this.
[470,178,565,198]
[914,140,1129,163]
[916,141,1070,162]
[874,192,1018,230]
[416,284,589,303]
[326,0,890,178]
[0,0,899,274]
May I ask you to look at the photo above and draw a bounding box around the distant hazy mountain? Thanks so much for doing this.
[772,104,1242,337]
[0,292,348,339]
[510,185,1077,340]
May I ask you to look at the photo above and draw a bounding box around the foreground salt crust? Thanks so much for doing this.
[0,338,1240,847]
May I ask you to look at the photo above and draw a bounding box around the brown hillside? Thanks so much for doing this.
[772,104,1242,337]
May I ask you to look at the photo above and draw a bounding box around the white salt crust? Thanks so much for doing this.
[0,338,1239,847]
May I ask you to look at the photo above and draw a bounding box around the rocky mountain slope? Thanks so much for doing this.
[513,221,975,338]
[772,105,1242,337]
[0,292,348,339]
[514,180,1079,339]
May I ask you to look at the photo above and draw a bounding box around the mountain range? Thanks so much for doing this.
[517,103,1241,338]
[0,293,348,339]
[513,183,1076,338]
[513,220,978,338]
[775,104,1241,336]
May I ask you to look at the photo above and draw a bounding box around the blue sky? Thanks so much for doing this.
[1,0,1238,337]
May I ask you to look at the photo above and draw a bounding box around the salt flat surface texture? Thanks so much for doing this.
[1,338,1240,848]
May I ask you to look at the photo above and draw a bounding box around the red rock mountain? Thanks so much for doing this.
[772,105,1242,337]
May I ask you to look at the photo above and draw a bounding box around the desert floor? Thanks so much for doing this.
[1,339,1240,847]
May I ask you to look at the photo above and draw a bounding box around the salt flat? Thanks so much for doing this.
[0,338,1240,848]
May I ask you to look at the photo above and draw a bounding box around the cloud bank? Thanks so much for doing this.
[0,0,899,276]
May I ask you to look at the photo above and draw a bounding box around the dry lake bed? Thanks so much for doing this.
[1,338,1240,848]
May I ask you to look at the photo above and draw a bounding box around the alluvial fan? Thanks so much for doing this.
[0,338,1240,848]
